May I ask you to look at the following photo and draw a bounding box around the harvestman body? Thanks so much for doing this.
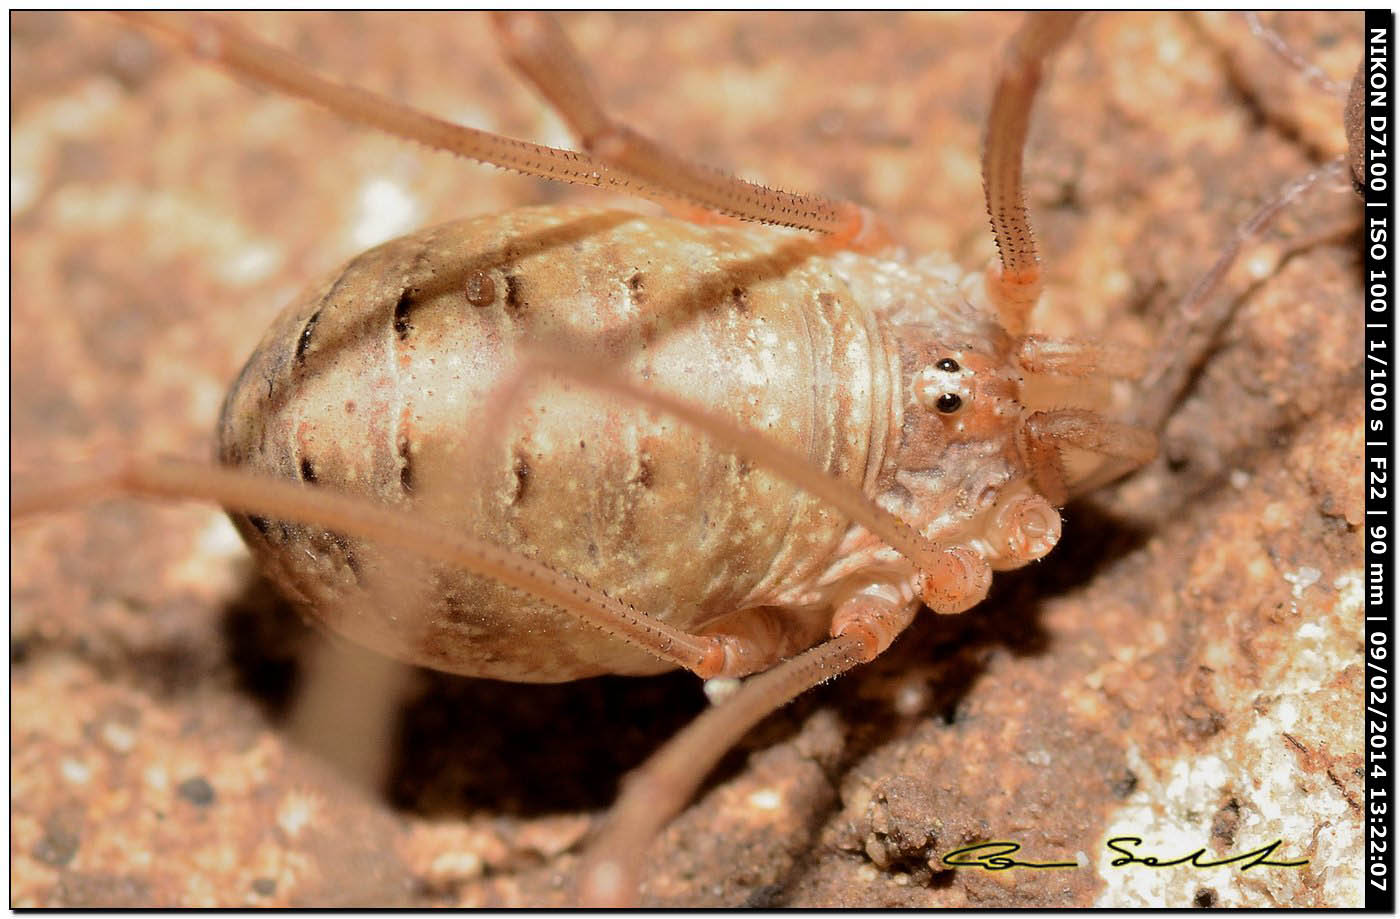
[14,11,1351,905]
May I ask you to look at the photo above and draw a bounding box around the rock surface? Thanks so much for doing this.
[12,12,1362,907]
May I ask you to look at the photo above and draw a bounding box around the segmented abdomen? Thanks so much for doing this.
[217,207,890,680]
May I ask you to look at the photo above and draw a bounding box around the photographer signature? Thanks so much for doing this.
[941,841,1078,871]
[941,837,1308,873]
[1104,836,1309,871]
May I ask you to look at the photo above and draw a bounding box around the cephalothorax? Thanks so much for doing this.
[12,11,1356,907]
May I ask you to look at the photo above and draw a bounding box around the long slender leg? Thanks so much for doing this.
[120,14,632,198]
[1045,155,1348,499]
[1005,17,1351,496]
[580,591,919,906]
[506,349,1003,617]
[13,458,739,678]
[981,12,1083,335]
[1128,156,1349,434]
[512,349,951,575]
[1241,12,1346,97]
[119,12,883,246]
[488,12,890,250]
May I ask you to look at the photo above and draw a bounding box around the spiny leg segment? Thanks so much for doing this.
[980,11,1082,336]
[122,11,879,245]
[13,459,735,677]
[981,13,1351,501]
[975,12,1162,504]
[489,12,887,248]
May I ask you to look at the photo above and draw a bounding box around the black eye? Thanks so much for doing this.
[936,358,960,373]
[936,393,962,413]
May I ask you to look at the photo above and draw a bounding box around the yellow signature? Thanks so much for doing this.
[939,838,1309,873]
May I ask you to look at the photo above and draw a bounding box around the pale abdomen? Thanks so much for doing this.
[217,207,890,680]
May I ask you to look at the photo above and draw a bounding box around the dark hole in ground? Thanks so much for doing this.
[219,573,715,816]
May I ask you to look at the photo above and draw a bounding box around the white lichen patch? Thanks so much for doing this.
[11,77,123,218]
[100,719,137,755]
[214,241,283,287]
[276,789,323,841]
[168,513,246,597]
[1094,565,1364,907]
[1282,565,1322,601]
[350,176,425,250]
[59,756,92,786]
[747,788,783,812]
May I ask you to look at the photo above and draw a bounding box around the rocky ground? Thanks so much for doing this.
[12,12,1363,907]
